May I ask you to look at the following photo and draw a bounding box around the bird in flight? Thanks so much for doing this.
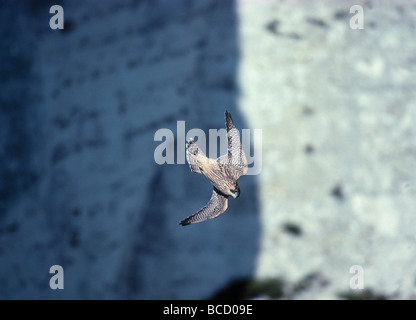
[179,110,248,226]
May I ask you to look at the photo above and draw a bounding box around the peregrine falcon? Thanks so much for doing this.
[179,110,248,226]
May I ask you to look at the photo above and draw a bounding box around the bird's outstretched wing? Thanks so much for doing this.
[224,110,248,180]
[179,188,228,226]
[186,137,204,174]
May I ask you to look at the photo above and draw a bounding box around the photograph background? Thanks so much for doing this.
[1,0,415,299]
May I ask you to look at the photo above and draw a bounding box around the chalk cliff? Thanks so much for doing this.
[1,0,415,299]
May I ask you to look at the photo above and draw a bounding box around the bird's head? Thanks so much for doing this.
[230,184,240,199]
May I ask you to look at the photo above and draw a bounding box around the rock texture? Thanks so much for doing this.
[1,0,416,299]
[0,0,259,299]
[238,0,416,299]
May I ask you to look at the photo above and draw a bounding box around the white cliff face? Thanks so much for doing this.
[1,0,416,300]
[237,0,416,298]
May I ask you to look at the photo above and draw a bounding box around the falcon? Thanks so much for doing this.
[179,110,248,226]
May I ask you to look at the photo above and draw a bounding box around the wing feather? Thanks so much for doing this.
[224,110,248,180]
[179,188,228,226]
[186,138,205,174]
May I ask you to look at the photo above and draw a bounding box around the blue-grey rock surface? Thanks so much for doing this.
[1,0,415,299]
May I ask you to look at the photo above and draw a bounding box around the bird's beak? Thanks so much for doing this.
[231,189,240,199]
